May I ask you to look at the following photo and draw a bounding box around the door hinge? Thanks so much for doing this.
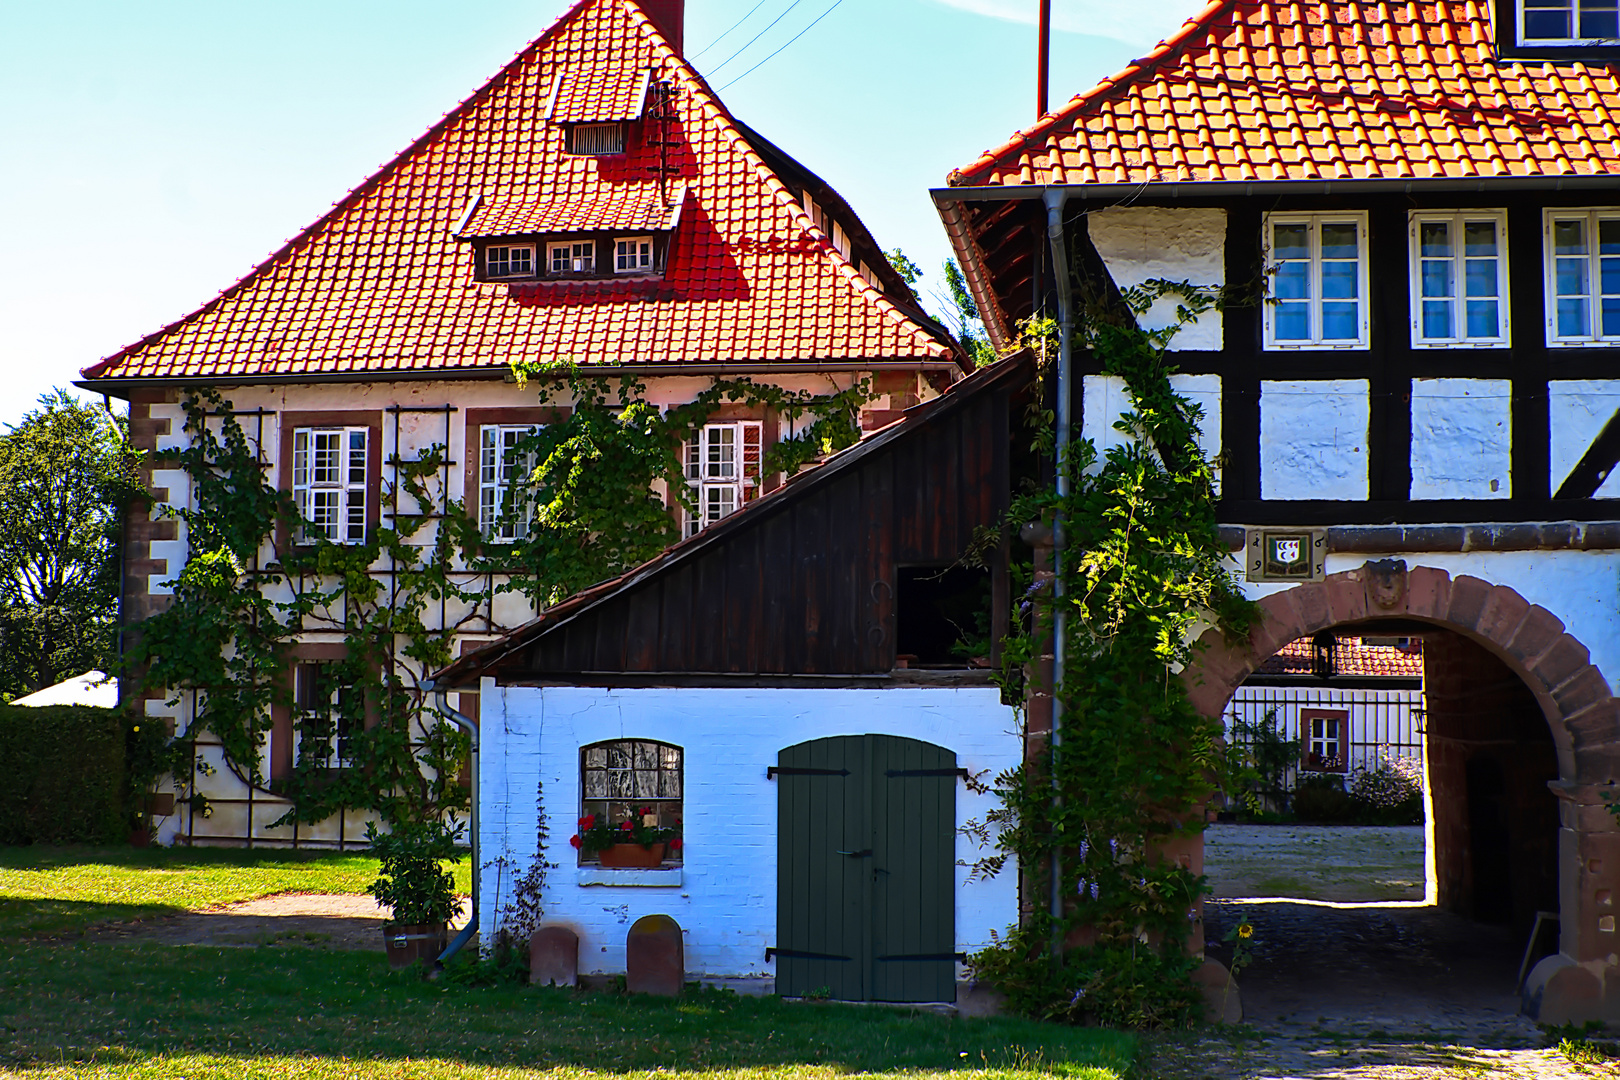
[767,766,850,779]
[836,848,873,857]
[766,947,853,961]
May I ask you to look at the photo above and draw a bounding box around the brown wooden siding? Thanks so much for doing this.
[499,385,1015,677]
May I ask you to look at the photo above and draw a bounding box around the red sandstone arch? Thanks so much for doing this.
[1183,561,1620,1023]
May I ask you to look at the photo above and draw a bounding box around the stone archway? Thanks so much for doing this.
[1184,560,1620,1023]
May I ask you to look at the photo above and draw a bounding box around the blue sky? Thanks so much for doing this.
[0,0,1204,428]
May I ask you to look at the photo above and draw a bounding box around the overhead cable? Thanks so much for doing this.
[718,0,846,90]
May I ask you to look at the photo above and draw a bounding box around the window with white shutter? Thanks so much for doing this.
[682,421,762,537]
[479,423,542,540]
[292,427,368,544]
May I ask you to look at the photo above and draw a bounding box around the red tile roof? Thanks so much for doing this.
[1255,637,1425,678]
[950,0,1620,188]
[83,0,956,385]
[457,182,685,238]
[547,66,652,123]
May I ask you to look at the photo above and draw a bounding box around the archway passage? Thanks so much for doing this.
[1187,562,1620,1024]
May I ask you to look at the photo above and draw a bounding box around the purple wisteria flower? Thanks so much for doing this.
[1090,881,1100,899]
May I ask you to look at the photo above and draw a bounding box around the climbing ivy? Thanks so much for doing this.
[968,278,1258,1028]
[128,369,877,834]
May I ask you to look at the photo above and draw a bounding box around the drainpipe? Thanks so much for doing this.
[422,678,478,966]
[1043,187,1073,956]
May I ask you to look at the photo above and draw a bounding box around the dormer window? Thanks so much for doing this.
[486,244,535,279]
[1522,0,1618,42]
[567,123,626,156]
[550,241,595,275]
[615,237,653,273]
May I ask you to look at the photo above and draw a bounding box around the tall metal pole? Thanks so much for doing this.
[1044,187,1072,955]
[1037,0,1052,117]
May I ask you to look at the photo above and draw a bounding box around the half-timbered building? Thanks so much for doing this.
[78,0,963,848]
[934,0,1620,1022]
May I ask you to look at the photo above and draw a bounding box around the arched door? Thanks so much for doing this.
[773,734,958,1002]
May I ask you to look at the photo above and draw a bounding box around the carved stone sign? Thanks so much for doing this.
[1244,528,1327,583]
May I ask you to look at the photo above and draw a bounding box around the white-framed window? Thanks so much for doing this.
[549,241,595,275]
[567,123,626,155]
[1545,209,1620,345]
[1301,708,1347,773]
[1409,211,1510,346]
[479,423,542,541]
[682,421,762,537]
[1263,212,1371,349]
[485,244,535,278]
[292,427,368,544]
[615,237,653,273]
[294,662,357,768]
[580,740,682,864]
[1521,0,1619,43]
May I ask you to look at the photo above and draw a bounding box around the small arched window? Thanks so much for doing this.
[580,740,683,862]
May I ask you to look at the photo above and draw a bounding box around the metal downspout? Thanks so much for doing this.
[1044,187,1073,952]
[424,679,478,966]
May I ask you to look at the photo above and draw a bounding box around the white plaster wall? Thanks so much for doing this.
[1237,549,1620,697]
[1086,207,1226,351]
[1081,374,1221,489]
[1409,378,1512,500]
[1550,381,1620,498]
[478,685,1021,981]
[1259,380,1369,501]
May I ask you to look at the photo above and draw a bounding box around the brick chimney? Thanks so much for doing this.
[641,0,684,55]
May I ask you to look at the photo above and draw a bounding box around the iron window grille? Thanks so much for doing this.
[567,123,626,155]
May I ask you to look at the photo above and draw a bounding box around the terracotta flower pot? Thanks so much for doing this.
[596,842,667,868]
[382,922,447,969]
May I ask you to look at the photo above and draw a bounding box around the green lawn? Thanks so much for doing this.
[0,942,1134,1079]
[0,845,473,937]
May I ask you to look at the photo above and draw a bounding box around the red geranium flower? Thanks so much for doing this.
[669,838,682,851]
[619,819,635,831]
[570,835,582,849]
[579,815,596,831]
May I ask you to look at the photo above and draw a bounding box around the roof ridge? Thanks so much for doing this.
[82,0,599,380]
[948,0,1233,187]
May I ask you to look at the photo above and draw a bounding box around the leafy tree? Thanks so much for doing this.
[884,248,922,286]
[942,258,999,368]
[0,391,136,702]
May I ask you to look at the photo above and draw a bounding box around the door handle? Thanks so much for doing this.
[836,849,873,857]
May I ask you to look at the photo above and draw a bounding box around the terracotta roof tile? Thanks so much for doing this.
[457,182,684,237]
[950,0,1620,187]
[547,66,651,123]
[85,0,953,384]
[1255,637,1425,678]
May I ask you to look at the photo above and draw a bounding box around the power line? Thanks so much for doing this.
[704,0,810,77]
[689,0,774,60]
[718,0,846,91]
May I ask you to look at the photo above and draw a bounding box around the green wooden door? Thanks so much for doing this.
[775,734,957,1002]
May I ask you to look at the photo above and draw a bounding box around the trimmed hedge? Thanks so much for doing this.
[0,704,125,845]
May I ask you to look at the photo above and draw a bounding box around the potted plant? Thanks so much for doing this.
[367,819,464,969]
[571,807,681,868]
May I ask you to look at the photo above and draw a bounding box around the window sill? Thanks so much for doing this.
[576,866,683,887]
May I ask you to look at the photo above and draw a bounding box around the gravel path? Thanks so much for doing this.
[1205,824,1426,902]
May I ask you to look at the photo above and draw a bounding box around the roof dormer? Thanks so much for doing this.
[1497,0,1620,59]
[453,183,686,284]
[545,67,653,157]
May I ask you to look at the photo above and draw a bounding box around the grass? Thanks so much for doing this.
[0,845,473,937]
[0,941,1134,1079]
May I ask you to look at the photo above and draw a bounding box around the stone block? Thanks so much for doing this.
[529,925,579,988]
[1509,606,1567,665]
[626,914,684,997]
[1556,667,1614,719]
[1324,575,1368,627]
[1251,598,1305,658]
[1192,957,1242,1024]
[1535,637,1593,696]
[1476,587,1531,649]
[1404,565,1451,621]
[1288,584,1332,635]
[1444,575,1493,632]
[1524,953,1603,1024]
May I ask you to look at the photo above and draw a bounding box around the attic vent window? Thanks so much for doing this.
[1522,0,1619,41]
[568,123,626,156]
[486,245,535,279]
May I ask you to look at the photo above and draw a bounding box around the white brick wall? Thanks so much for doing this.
[478,684,1022,980]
